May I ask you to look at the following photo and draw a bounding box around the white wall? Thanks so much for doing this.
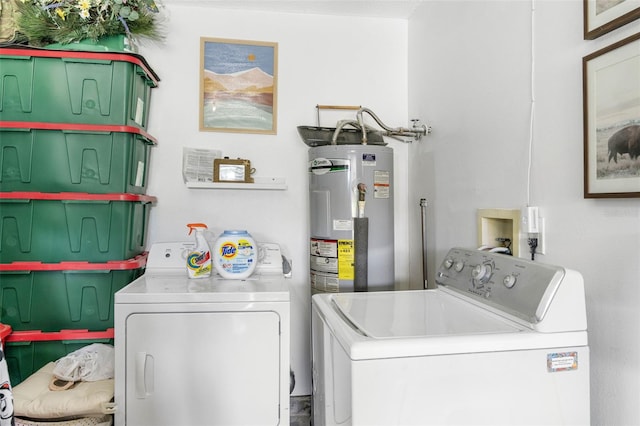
[137,6,409,396]
[409,1,640,424]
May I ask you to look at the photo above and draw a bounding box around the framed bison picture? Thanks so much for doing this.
[584,0,640,40]
[583,32,640,198]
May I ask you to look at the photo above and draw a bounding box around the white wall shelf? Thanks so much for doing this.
[186,177,287,191]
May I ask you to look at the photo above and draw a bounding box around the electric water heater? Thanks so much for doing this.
[308,144,394,293]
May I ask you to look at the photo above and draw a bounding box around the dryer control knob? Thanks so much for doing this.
[454,261,465,272]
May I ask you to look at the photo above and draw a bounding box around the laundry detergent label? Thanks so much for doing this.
[220,242,237,258]
[217,239,254,274]
[187,250,212,276]
[547,352,578,372]
[188,250,211,267]
[187,251,211,272]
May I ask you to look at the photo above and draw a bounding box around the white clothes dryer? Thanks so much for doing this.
[312,247,589,426]
[114,242,290,426]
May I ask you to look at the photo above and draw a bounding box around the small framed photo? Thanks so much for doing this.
[583,32,640,198]
[584,0,640,40]
[213,158,254,183]
[199,37,278,134]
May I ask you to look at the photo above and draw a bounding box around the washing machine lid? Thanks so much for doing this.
[315,289,588,359]
[331,290,522,339]
[115,274,290,304]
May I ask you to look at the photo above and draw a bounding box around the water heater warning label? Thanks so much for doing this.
[374,170,391,199]
[310,238,354,281]
[311,238,337,259]
[337,240,354,280]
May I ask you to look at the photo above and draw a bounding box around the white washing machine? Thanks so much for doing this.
[312,247,590,425]
[114,242,290,426]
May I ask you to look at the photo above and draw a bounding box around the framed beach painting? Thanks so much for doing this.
[583,32,640,198]
[200,37,278,134]
[584,0,640,40]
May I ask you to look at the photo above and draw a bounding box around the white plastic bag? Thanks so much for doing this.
[0,342,14,425]
[53,344,114,382]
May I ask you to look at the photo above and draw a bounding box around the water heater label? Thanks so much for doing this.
[310,238,338,276]
[337,240,354,280]
[309,158,349,175]
[311,238,338,258]
[311,271,339,292]
[310,255,338,273]
[333,219,353,231]
[374,170,391,199]
[309,238,354,280]
[547,352,578,372]
[362,153,376,166]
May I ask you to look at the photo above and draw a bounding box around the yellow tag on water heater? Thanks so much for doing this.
[337,239,354,280]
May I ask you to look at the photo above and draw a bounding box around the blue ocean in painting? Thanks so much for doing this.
[203,98,273,131]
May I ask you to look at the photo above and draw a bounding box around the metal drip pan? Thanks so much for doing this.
[297,126,386,146]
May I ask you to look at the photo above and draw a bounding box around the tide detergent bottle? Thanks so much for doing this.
[213,230,257,279]
[186,223,212,278]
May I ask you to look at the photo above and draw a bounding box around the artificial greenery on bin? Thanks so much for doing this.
[15,0,164,46]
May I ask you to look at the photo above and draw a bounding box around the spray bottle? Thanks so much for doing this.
[186,223,212,278]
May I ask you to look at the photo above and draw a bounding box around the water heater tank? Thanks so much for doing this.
[308,145,394,293]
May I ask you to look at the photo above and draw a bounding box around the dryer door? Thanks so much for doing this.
[124,310,281,425]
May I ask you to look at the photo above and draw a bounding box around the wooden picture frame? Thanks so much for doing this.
[583,32,640,198]
[584,0,640,40]
[199,37,278,134]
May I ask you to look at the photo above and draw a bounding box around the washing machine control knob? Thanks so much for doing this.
[454,260,465,272]
[503,274,517,289]
[472,263,492,283]
[444,258,454,269]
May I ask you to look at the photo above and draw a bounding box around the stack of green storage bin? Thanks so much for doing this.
[0,46,160,385]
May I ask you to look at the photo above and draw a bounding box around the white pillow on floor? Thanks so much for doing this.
[13,363,113,420]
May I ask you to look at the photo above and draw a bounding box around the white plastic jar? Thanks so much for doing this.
[213,230,257,279]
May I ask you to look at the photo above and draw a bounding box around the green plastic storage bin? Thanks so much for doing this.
[0,192,156,263]
[0,47,159,129]
[0,121,157,194]
[0,254,146,332]
[4,329,114,386]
